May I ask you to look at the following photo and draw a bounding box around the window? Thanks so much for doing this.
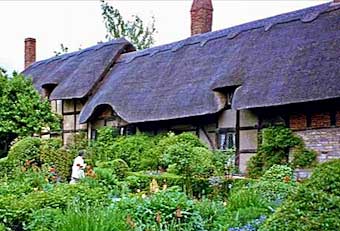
[218,131,235,150]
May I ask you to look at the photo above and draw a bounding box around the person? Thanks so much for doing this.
[70,150,86,184]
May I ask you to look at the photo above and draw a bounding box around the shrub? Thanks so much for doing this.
[260,187,340,231]
[290,147,317,169]
[7,137,41,165]
[116,190,205,230]
[254,165,296,203]
[112,133,156,171]
[261,159,340,231]
[247,126,315,178]
[0,182,111,230]
[260,164,294,182]
[307,159,340,196]
[88,127,119,162]
[0,157,17,179]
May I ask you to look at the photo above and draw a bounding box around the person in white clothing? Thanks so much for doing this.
[70,150,86,184]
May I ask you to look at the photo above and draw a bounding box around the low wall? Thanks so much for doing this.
[294,127,340,162]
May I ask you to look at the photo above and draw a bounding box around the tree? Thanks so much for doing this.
[0,69,60,157]
[101,0,156,50]
[54,43,69,56]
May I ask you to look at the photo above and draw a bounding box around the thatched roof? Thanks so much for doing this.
[80,2,340,124]
[22,38,133,100]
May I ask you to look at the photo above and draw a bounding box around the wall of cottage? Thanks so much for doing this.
[43,99,88,145]
[218,109,259,173]
[289,110,340,161]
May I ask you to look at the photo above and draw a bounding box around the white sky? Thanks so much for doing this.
[0,0,329,72]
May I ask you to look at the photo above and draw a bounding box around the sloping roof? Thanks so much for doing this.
[22,38,133,100]
[80,2,340,124]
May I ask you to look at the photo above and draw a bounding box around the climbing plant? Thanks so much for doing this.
[247,126,316,178]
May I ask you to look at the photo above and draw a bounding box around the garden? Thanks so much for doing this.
[0,125,339,231]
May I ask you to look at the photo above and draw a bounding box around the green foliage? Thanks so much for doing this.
[56,206,129,231]
[0,182,111,230]
[117,190,205,230]
[254,165,296,203]
[111,159,129,179]
[260,186,340,231]
[0,157,17,179]
[113,133,156,171]
[0,72,60,152]
[247,126,316,178]
[261,159,340,231]
[89,127,119,162]
[39,138,73,180]
[195,199,227,230]
[260,164,294,182]
[217,188,272,229]
[307,159,340,196]
[7,137,41,164]
[161,133,213,178]
[291,147,317,169]
[101,0,156,50]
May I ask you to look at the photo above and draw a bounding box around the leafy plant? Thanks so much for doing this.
[117,190,205,230]
[101,0,156,50]
[261,159,340,231]
[7,137,41,165]
[0,71,60,156]
[247,126,316,178]
[57,206,129,231]
[254,165,296,203]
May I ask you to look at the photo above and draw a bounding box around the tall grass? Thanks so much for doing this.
[57,206,129,231]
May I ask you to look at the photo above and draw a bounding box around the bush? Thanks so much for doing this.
[261,160,340,231]
[291,147,317,169]
[0,157,17,179]
[247,126,315,178]
[7,137,41,165]
[0,182,111,230]
[307,159,340,196]
[112,133,156,171]
[260,187,340,231]
[116,190,205,230]
[254,165,296,203]
[88,127,119,163]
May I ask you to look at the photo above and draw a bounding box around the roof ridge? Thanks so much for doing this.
[25,38,128,70]
[118,2,339,64]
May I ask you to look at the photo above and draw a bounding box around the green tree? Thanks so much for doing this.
[101,0,156,50]
[54,43,69,56]
[0,69,60,157]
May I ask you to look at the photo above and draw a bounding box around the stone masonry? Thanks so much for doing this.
[294,127,340,162]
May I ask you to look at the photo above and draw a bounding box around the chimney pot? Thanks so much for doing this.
[24,37,36,69]
[191,0,213,36]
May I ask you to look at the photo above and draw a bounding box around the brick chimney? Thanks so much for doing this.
[191,0,213,35]
[24,38,36,69]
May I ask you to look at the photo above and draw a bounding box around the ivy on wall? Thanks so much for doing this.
[247,126,317,178]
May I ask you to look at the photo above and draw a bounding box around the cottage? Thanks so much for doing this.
[23,0,340,172]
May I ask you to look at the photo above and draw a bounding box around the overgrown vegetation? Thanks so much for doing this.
[0,70,60,157]
[0,124,338,230]
[247,126,316,178]
[261,159,340,231]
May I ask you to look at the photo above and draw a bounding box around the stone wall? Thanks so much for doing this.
[294,127,340,162]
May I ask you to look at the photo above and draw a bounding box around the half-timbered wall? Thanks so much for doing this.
[61,99,87,145]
